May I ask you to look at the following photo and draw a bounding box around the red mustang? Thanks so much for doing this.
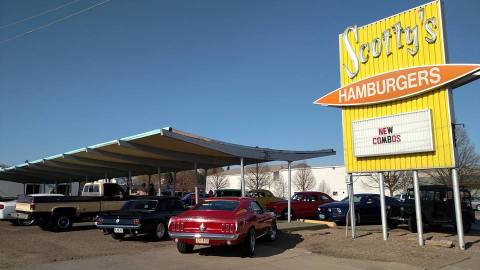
[266,191,334,220]
[168,197,277,256]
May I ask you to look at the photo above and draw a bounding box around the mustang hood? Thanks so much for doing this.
[319,201,349,209]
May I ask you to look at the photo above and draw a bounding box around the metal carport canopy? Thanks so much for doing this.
[0,127,335,183]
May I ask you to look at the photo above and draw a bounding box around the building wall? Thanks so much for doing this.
[206,165,381,201]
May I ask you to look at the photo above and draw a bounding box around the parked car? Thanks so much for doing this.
[393,193,406,202]
[214,189,241,197]
[471,197,480,211]
[168,197,277,256]
[247,189,282,209]
[96,196,186,240]
[181,192,210,207]
[389,185,476,232]
[5,194,64,226]
[266,191,334,220]
[15,182,129,231]
[317,194,400,226]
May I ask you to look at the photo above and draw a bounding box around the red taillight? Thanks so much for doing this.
[132,219,140,225]
[170,222,184,231]
[0,204,4,210]
[29,203,35,210]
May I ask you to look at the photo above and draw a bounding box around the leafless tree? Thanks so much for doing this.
[317,179,331,194]
[176,171,196,193]
[273,175,287,199]
[246,163,272,190]
[363,171,412,196]
[294,162,315,191]
[425,127,480,188]
[207,167,228,191]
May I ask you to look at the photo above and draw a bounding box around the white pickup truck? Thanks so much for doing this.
[14,182,130,231]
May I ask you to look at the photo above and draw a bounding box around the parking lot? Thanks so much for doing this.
[1,213,480,270]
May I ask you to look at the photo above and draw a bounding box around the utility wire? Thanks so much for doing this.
[0,0,81,30]
[0,0,111,45]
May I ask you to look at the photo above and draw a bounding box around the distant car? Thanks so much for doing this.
[95,196,186,240]
[266,191,334,220]
[0,197,17,222]
[169,197,277,257]
[471,197,480,211]
[247,189,282,209]
[389,185,475,232]
[214,189,242,197]
[181,192,210,207]
[317,194,400,226]
[393,193,406,202]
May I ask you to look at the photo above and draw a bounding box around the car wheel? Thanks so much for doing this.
[177,241,194,254]
[111,233,125,240]
[242,228,256,257]
[387,219,398,229]
[53,214,73,231]
[266,222,277,241]
[462,216,472,233]
[408,216,417,233]
[153,222,167,240]
[282,209,295,220]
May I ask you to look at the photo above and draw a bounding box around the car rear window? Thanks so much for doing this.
[193,200,239,211]
[122,200,158,211]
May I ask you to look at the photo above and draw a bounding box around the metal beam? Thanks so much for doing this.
[117,140,237,166]
[86,148,197,170]
[62,154,156,173]
[43,159,126,176]
[0,172,57,183]
[10,167,74,181]
[27,163,103,179]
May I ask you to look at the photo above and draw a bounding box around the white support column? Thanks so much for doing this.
[346,173,356,239]
[128,170,132,195]
[413,170,424,246]
[378,172,388,241]
[240,157,245,197]
[452,168,465,250]
[194,162,199,203]
[157,167,162,196]
[288,161,292,223]
[195,186,199,205]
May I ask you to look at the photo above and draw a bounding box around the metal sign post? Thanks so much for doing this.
[451,168,465,250]
[378,172,388,241]
[346,174,356,238]
[413,171,424,246]
[287,161,292,223]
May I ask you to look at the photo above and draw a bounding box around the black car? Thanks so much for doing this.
[389,185,475,233]
[95,196,186,240]
[317,193,400,227]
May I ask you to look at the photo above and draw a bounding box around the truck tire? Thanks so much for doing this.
[176,241,194,253]
[152,222,167,240]
[52,213,73,231]
[37,215,53,231]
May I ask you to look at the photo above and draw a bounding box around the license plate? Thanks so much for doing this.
[114,228,123,233]
[318,214,326,220]
[195,238,209,244]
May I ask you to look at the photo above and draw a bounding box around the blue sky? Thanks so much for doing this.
[1,0,479,167]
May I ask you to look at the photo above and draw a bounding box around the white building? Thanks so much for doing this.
[206,164,382,201]
[0,180,80,197]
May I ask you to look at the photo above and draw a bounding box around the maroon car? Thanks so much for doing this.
[266,191,334,220]
[168,197,277,256]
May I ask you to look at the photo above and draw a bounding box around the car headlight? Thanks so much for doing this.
[327,208,332,213]
[335,208,342,214]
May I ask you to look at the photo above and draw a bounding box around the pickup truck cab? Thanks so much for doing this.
[15,182,129,231]
[389,185,476,232]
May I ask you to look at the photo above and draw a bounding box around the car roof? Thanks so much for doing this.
[294,191,327,195]
[206,196,251,201]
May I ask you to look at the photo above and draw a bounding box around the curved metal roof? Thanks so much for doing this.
[0,127,335,183]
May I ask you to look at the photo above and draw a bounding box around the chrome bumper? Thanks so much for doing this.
[95,224,141,229]
[10,212,32,220]
[168,232,240,240]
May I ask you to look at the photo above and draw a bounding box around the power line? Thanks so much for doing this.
[0,0,111,45]
[0,0,81,30]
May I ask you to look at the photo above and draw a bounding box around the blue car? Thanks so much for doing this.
[317,194,400,226]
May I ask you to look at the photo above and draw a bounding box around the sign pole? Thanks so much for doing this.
[346,173,356,239]
[413,170,424,246]
[378,172,388,241]
[287,161,292,223]
[240,157,245,197]
[451,168,465,250]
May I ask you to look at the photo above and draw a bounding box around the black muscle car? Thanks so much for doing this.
[95,196,186,240]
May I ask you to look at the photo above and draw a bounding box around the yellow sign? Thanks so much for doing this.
[338,0,456,173]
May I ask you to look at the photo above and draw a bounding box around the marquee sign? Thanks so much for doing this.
[315,64,480,107]
[352,110,434,157]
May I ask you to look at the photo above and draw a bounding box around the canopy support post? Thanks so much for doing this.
[128,170,132,195]
[194,162,199,204]
[157,167,162,196]
[413,170,424,246]
[346,173,356,238]
[240,157,245,197]
[288,161,292,223]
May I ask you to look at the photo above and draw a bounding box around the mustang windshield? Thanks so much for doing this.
[193,200,239,211]
[341,195,363,203]
[122,200,158,211]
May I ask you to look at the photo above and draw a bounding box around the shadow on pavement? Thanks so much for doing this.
[194,232,304,258]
